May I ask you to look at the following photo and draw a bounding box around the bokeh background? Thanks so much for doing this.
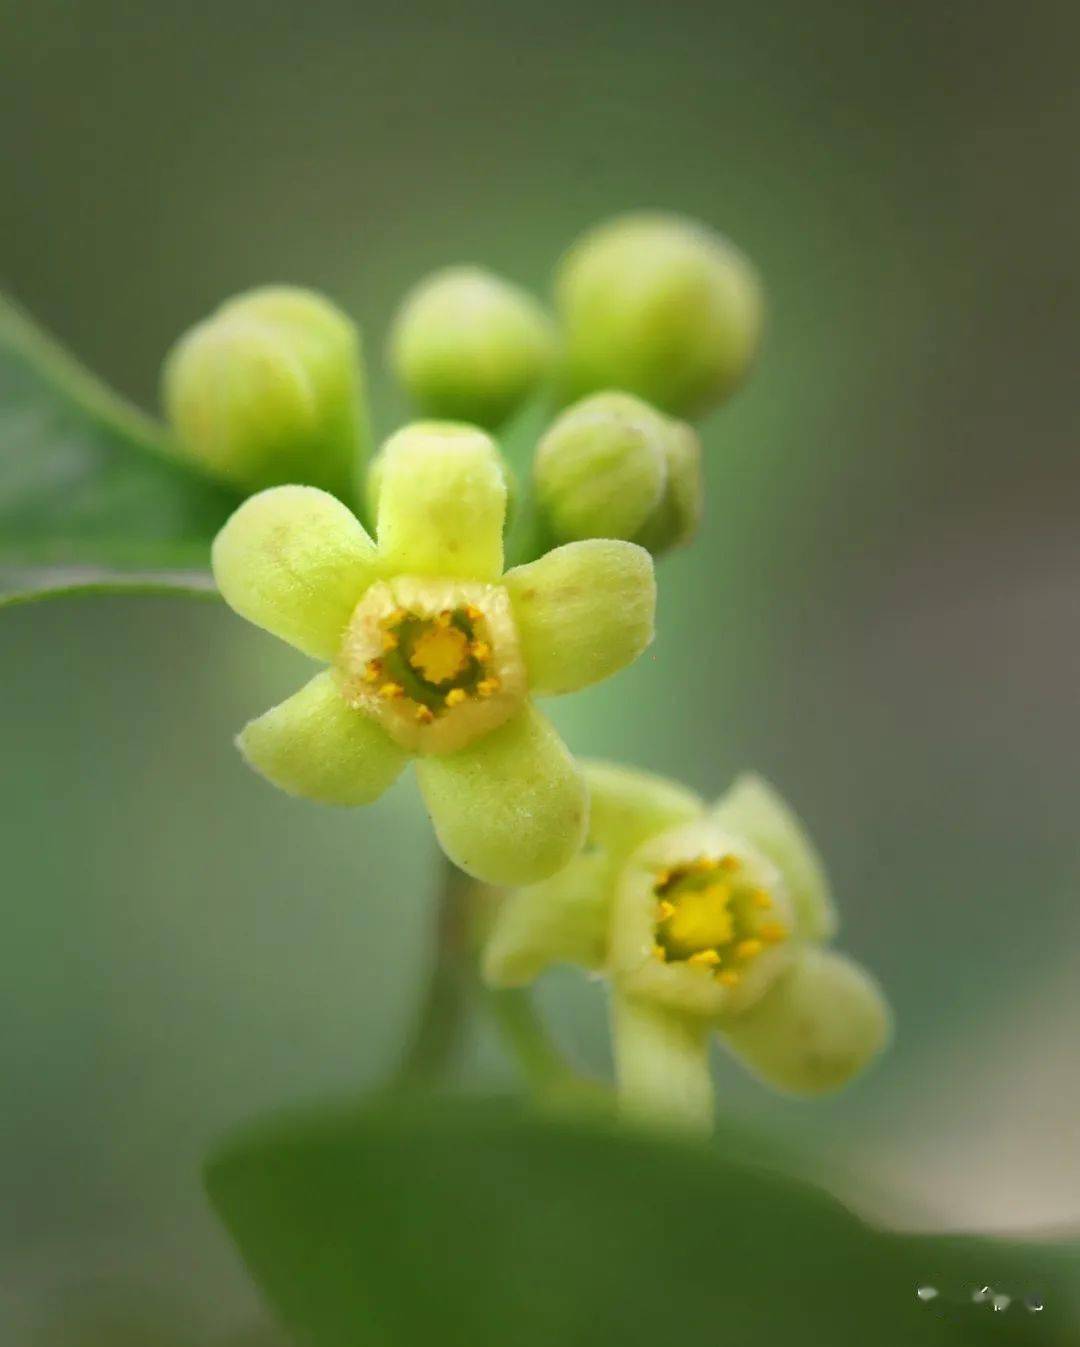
[2,0,1078,1340]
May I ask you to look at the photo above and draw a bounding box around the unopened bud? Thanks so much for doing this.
[162,286,368,500]
[556,213,764,416]
[534,391,703,555]
[391,267,555,429]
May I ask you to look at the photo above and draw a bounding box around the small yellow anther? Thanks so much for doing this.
[362,659,382,685]
[654,868,672,889]
[687,948,721,968]
[758,920,788,943]
[445,687,468,708]
[476,676,500,698]
[378,682,405,700]
[751,888,773,910]
[735,938,763,960]
[718,853,741,873]
[465,604,484,623]
[381,631,399,652]
[692,855,719,873]
[435,610,453,628]
[651,943,667,962]
[656,899,676,921]
[470,640,492,662]
[718,970,741,988]
[414,704,435,724]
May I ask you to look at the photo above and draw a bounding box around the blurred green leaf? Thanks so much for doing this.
[0,292,237,606]
[207,1097,1078,1347]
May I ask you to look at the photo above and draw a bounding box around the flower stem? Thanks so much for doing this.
[392,853,476,1090]
[393,851,589,1097]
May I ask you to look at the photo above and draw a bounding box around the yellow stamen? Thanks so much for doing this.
[651,943,667,962]
[655,867,672,888]
[381,631,399,652]
[476,676,500,698]
[414,705,434,724]
[465,604,483,622]
[385,607,406,626]
[410,624,470,684]
[751,888,773,910]
[692,856,719,872]
[378,682,404,700]
[445,687,468,708]
[735,938,763,960]
[435,609,453,628]
[719,970,741,987]
[362,659,382,685]
[687,948,721,968]
[758,920,788,943]
[470,640,491,661]
[719,853,741,873]
[656,899,676,921]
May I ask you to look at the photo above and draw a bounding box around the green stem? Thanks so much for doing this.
[392,854,475,1089]
[393,852,587,1096]
[481,984,576,1093]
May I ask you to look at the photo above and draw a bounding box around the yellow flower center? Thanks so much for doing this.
[409,622,471,685]
[337,577,526,754]
[651,854,788,987]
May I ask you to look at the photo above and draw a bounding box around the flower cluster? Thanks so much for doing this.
[163,210,889,1126]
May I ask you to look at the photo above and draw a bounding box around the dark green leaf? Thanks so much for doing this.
[0,293,238,605]
[206,1097,1078,1347]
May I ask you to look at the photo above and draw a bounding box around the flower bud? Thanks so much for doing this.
[390,267,556,429]
[631,419,703,555]
[533,392,703,555]
[722,948,891,1095]
[162,286,368,501]
[556,213,764,416]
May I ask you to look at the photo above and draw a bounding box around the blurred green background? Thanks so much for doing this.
[2,0,1078,1339]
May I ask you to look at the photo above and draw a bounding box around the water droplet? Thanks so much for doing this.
[1025,1295,1044,1314]
[916,1286,939,1302]
[992,1293,1011,1313]
[972,1286,993,1304]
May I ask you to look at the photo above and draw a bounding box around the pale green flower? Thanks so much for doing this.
[484,762,890,1127]
[212,423,656,886]
[556,213,764,416]
[533,391,702,555]
[391,267,556,428]
[162,286,368,499]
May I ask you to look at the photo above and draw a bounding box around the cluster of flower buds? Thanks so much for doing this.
[161,211,888,1126]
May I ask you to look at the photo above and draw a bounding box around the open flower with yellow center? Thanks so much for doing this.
[484,763,890,1127]
[211,422,656,886]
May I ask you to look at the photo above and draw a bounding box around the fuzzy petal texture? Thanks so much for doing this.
[375,422,506,581]
[583,760,705,866]
[237,670,408,806]
[721,947,891,1095]
[415,704,587,885]
[482,850,612,987]
[611,990,714,1132]
[504,540,655,696]
[711,774,837,940]
[212,486,378,659]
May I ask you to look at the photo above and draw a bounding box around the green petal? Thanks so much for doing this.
[504,540,655,696]
[415,704,586,885]
[711,774,838,940]
[237,669,408,805]
[482,850,613,987]
[583,760,705,865]
[722,948,891,1096]
[212,485,377,658]
[610,989,714,1132]
[375,422,507,581]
